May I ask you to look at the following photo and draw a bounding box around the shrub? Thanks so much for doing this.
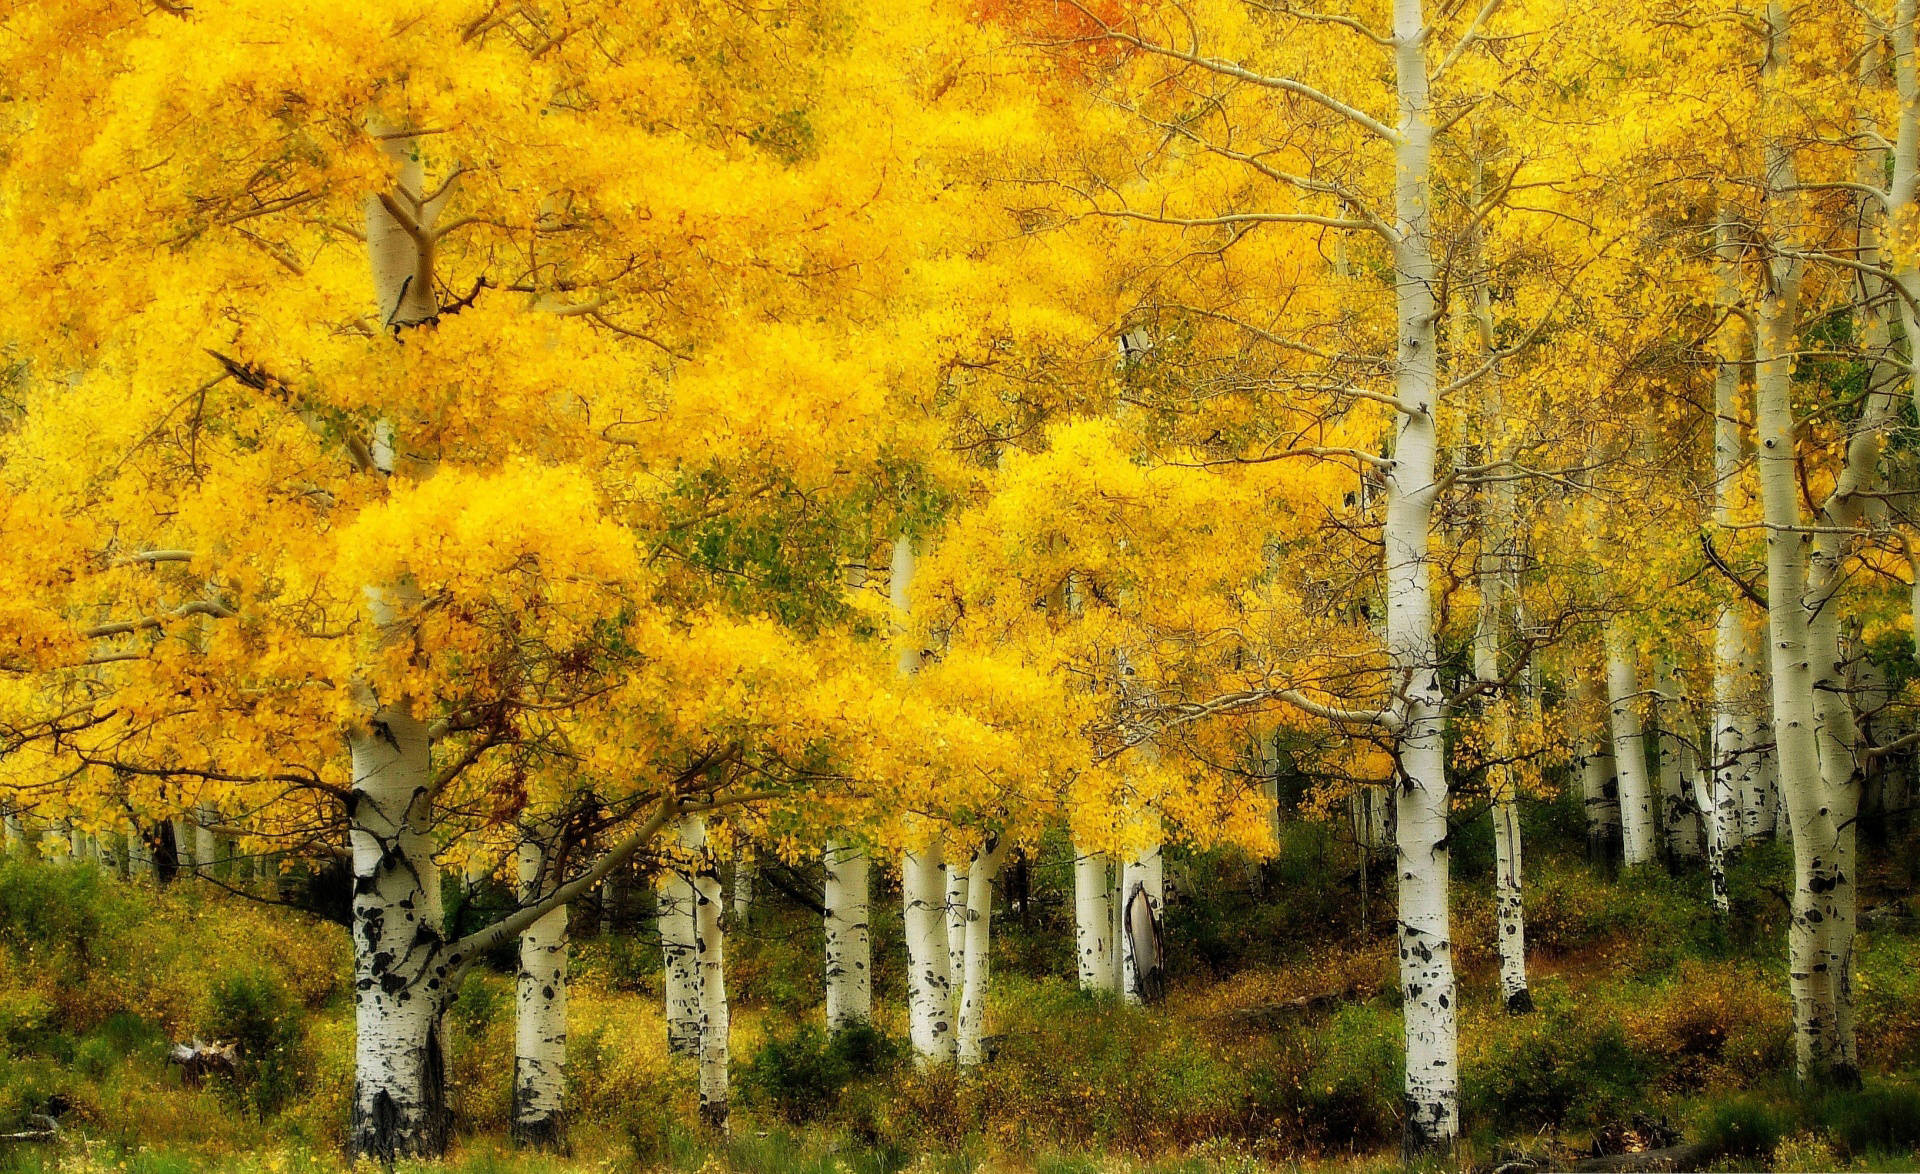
[1464,989,1655,1132]
[204,970,305,1116]
[1296,1004,1403,1149]
[1770,1128,1845,1173]
[1694,1093,1790,1157]
[1813,1080,1920,1157]
[741,1021,904,1123]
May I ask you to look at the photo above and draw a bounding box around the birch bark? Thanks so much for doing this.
[823,841,873,1031]
[512,823,568,1150]
[954,839,1009,1068]
[1605,629,1659,868]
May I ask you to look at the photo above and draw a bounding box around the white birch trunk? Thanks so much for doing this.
[1708,212,1755,898]
[1469,253,1531,1014]
[1748,699,1782,842]
[823,841,873,1032]
[954,839,1008,1068]
[348,710,451,1162]
[1753,6,1848,1076]
[1073,847,1115,992]
[1709,608,1754,877]
[512,825,568,1150]
[125,821,153,880]
[730,853,754,925]
[661,819,703,1058]
[343,131,462,1161]
[902,842,954,1066]
[195,806,219,878]
[693,832,729,1130]
[1379,0,1459,1143]
[1119,837,1164,1005]
[1605,630,1659,868]
[1653,661,1702,863]
[172,817,195,876]
[1576,673,1622,863]
[944,861,969,1028]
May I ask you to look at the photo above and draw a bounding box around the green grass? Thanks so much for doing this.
[2,820,1918,1173]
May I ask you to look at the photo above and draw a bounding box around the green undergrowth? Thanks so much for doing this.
[2,816,1919,1172]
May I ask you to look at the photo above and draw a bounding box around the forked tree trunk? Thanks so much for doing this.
[344,129,463,1163]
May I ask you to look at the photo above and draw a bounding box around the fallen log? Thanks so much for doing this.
[168,1038,239,1086]
[1861,905,1920,933]
[1212,983,1375,1027]
[0,1114,59,1144]
[1566,1141,1714,1172]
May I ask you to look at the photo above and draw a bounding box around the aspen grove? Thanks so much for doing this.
[5,1,1920,1171]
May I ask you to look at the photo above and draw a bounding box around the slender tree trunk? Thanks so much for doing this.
[512,824,568,1150]
[661,820,703,1058]
[1468,243,1531,1014]
[124,820,153,881]
[731,852,754,925]
[1895,0,1920,433]
[1708,211,1754,908]
[954,839,1008,1068]
[823,842,872,1032]
[1119,835,1164,1005]
[1576,673,1622,865]
[172,817,196,875]
[1073,847,1115,992]
[1653,660,1702,864]
[944,862,969,1028]
[1605,629,1659,867]
[1707,606,1750,912]
[1382,0,1457,1145]
[1753,5,1846,1077]
[902,842,954,1066]
[1813,11,1915,1076]
[195,805,219,879]
[693,825,729,1130]
[1747,687,1782,842]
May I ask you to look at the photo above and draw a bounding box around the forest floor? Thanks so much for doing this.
[4,805,1920,1173]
